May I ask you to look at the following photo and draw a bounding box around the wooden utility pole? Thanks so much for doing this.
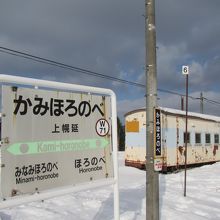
[145,0,159,219]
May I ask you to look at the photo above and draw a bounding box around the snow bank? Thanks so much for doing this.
[0,152,220,219]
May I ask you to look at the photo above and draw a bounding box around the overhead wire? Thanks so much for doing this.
[0,46,144,88]
[203,97,220,106]
[0,46,220,106]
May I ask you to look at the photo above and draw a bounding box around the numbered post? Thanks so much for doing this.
[182,65,189,75]
[182,65,189,197]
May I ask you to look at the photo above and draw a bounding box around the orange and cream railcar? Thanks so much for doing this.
[125,107,220,171]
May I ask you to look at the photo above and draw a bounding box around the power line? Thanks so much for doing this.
[0,46,143,88]
[203,97,220,106]
[0,46,220,106]
[0,46,189,96]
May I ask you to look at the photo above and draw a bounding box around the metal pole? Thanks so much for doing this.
[145,0,159,219]
[111,94,120,220]
[184,74,188,197]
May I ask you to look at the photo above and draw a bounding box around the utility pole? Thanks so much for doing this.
[200,92,204,114]
[145,0,159,219]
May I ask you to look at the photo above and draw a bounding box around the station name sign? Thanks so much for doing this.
[1,85,113,198]
[154,108,161,157]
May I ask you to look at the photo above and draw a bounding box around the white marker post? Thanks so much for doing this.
[182,65,189,197]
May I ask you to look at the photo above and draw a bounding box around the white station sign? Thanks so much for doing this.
[1,85,114,198]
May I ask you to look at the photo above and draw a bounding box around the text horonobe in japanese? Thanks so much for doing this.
[74,156,106,174]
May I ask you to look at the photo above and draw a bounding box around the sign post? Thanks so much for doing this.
[0,74,119,220]
[182,65,189,197]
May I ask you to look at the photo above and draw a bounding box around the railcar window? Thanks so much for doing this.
[214,134,219,144]
[205,133,211,144]
[195,133,201,144]
[184,132,190,144]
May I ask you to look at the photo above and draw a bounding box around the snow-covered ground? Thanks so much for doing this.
[1,152,220,220]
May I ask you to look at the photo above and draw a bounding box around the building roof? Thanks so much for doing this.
[124,107,220,123]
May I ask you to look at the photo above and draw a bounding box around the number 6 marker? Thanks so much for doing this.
[182,65,189,75]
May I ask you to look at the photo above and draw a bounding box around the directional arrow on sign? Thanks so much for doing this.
[6,138,109,156]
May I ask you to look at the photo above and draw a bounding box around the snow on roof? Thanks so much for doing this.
[160,107,220,122]
[125,107,220,122]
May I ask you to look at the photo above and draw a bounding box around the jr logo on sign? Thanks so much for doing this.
[96,119,110,137]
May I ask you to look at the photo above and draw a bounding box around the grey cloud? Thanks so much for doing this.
[0,0,220,118]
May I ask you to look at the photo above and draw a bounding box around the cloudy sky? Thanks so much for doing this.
[0,0,220,120]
